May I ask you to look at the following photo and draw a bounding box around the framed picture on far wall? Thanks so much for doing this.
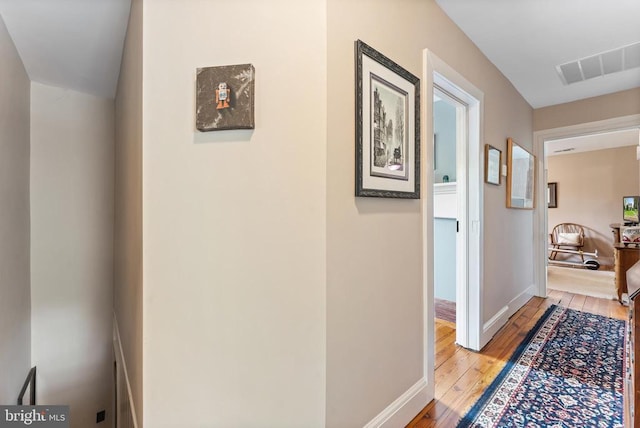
[548,182,557,208]
[354,40,420,199]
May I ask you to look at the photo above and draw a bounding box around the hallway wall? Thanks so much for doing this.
[117,0,535,425]
[0,13,31,405]
[114,0,143,425]
[140,1,327,426]
[534,87,640,131]
[30,82,114,427]
[326,0,533,426]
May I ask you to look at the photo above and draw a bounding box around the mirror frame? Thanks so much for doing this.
[506,137,536,209]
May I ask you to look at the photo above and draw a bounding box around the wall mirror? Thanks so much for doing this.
[506,138,535,209]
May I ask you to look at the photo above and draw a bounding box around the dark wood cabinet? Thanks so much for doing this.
[625,261,640,427]
[615,244,640,302]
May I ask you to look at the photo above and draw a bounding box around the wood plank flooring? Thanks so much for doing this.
[407,290,627,427]
[435,298,456,324]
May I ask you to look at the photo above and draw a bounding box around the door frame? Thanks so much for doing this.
[423,49,484,370]
[533,114,640,298]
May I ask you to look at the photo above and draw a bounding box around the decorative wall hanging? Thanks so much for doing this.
[196,63,255,131]
[506,137,536,209]
[355,40,420,199]
[548,182,557,208]
[485,144,502,185]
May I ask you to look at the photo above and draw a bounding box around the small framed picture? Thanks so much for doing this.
[196,63,255,131]
[355,40,420,199]
[484,144,501,185]
[548,182,557,208]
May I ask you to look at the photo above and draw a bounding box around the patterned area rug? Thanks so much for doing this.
[457,305,626,427]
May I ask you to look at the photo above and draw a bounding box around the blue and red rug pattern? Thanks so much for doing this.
[457,305,626,427]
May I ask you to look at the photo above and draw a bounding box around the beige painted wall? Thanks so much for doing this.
[30,82,114,427]
[547,146,639,267]
[0,13,31,405]
[115,0,537,425]
[326,0,533,426]
[114,0,143,424]
[141,1,327,426]
[534,88,640,131]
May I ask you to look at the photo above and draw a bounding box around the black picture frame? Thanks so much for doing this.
[355,40,420,199]
[548,182,557,208]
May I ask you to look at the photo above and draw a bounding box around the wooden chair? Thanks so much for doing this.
[549,223,585,261]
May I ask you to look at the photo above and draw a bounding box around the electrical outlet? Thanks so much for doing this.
[96,410,106,423]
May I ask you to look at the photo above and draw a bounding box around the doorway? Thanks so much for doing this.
[433,86,465,326]
[424,50,484,364]
[533,114,640,299]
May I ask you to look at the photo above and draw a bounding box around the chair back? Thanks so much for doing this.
[551,223,585,246]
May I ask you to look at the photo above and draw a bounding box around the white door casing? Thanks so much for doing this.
[424,49,484,376]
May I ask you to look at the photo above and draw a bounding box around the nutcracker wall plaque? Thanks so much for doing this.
[196,64,255,131]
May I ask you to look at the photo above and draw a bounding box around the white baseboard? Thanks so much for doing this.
[480,285,534,348]
[363,378,430,428]
[482,305,510,341]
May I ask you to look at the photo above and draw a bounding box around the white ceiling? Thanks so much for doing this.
[0,0,131,99]
[0,1,638,114]
[435,0,640,155]
[435,0,640,109]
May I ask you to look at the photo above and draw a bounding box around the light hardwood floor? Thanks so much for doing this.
[407,290,627,427]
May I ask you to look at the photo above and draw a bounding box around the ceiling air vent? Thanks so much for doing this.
[556,41,640,85]
[553,148,575,154]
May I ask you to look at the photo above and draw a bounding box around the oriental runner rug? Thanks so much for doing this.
[457,305,626,427]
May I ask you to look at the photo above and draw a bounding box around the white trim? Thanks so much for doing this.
[434,182,457,195]
[483,305,509,333]
[113,314,140,428]
[434,183,457,218]
[533,114,640,298]
[481,285,534,346]
[363,378,429,428]
[426,49,484,352]
[421,49,436,411]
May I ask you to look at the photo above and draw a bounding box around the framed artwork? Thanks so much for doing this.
[548,182,557,208]
[506,138,536,209]
[484,144,502,185]
[196,63,255,131]
[355,40,420,199]
[433,134,437,171]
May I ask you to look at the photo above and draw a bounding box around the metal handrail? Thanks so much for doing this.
[17,366,36,405]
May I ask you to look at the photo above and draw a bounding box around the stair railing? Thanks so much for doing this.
[17,366,36,405]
